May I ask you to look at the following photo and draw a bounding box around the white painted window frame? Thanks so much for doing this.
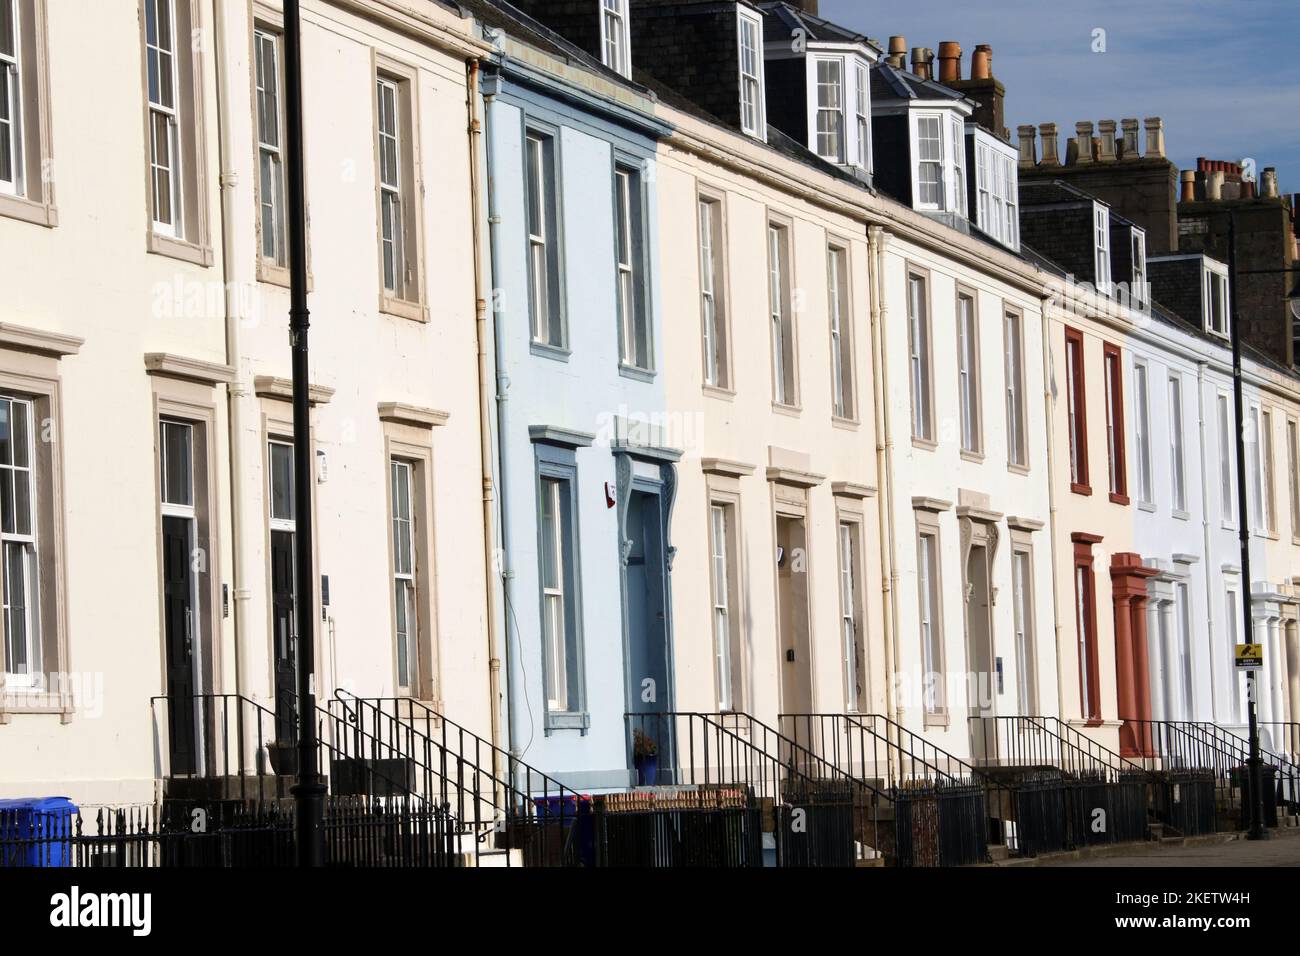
[736,8,765,139]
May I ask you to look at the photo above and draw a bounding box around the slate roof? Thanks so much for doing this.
[755,1,880,50]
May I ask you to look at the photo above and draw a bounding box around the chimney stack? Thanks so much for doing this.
[938,41,962,83]
[1073,121,1095,164]
[1039,122,1060,166]
[970,44,992,80]
[1180,170,1196,203]
[1017,125,1037,168]
[911,47,934,80]
[1097,120,1117,162]
[1207,170,1224,201]
[1143,117,1166,159]
[887,36,907,70]
[1119,118,1140,160]
[1065,137,1080,165]
[1262,167,1280,199]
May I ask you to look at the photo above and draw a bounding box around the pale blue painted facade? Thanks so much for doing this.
[481,55,676,790]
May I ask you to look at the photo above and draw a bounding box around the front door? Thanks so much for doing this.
[777,515,813,718]
[271,528,297,745]
[162,515,198,774]
[624,489,673,782]
[966,544,995,760]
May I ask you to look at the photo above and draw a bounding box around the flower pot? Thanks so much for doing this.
[635,754,658,787]
[267,742,298,777]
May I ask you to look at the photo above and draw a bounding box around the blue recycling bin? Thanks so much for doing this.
[0,797,78,867]
[532,794,595,866]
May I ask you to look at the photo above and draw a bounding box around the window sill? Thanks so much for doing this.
[0,193,58,228]
[1137,500,1156,513]
[530,341,571,363]
[1255,529,1280,541]
[0,691,75,723]
[959,449,984,464]
[258,261,315,292]
[831,415,860,431]
[148,231,215,268]
[379,294,428,323]
[1172,509,1191,522]
[1109,492,1130,506]
[912,436,937,452]
[771,402,802,418]
[618,363,656,384]
[544,711,590,734]
[923,710,949,729]
[1070,482,1093,497]
[1007,461,1030,477]
[702,384,735,401]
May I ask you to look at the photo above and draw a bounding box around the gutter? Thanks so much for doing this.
[1040,295,1065,719]
[213,0,252,702]
[479,68,521,767]
[466,58,505,785]
[1196,359,1218,721]
[867,226,902,727]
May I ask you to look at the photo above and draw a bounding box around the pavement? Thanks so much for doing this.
[1042,828,1300,867]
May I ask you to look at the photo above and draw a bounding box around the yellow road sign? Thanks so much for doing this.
[1234,643,1263,670]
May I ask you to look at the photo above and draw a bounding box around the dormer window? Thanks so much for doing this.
[1131,229,1147,307]
[600,0,630,78]
[972,130,1018,250]
[910,110,966,214]
[1204,261,1230,338]
[1093,202,1111,294]
[814,58,845,162]
[737,8,765,138]
[854,61,870,170]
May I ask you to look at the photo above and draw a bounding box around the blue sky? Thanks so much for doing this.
[820,0,1300,192]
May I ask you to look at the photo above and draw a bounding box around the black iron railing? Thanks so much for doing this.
[1121,718,1299,826]
[150,692,589,865]
[0,797,455,868]
[626,711,889,866]
[328,692,590,867]
[974,715,1153,783]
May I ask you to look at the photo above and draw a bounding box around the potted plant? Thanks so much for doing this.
[266,741,298,777]
[632,729,659,786]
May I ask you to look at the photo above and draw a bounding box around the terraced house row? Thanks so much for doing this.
[1,0,1298,865]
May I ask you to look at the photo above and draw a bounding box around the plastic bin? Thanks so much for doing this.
[532,794,595,866]
[0,797,78,867]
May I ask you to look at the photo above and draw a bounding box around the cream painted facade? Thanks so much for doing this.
[655,106,885,726]
[0,0,497,804]
[880,232,1054,760]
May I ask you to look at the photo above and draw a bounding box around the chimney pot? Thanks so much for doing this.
[1180,170,1196,203]
[887,35,907,69]
[938,41,962,83]
[1073,121,1094,164]
[971,44,992,80]
[1039,122,1060,166]
[911,47,934,81]
[1097,120,1118,162]
[1017,124,1037,168]
[1207,170,1224,201]
[1143,117,1166,159]
[1262,167,1280,199]
[1119,118,1140,159]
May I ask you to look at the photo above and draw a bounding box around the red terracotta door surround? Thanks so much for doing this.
[1111,552,1159,757]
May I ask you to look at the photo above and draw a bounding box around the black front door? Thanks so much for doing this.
[271,529,297,745]
[162,515,198,775]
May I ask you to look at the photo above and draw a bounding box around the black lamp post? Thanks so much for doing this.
[1226,217,1269,841]
[284,0,327,865]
